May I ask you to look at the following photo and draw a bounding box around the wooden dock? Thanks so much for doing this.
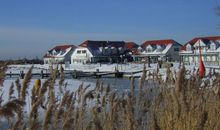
[5,70,144,79]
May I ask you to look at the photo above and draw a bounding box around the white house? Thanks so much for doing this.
[71,47,93,64]
[43,45,76,64]
[71,40,133,63]
[180,36,220,66]
[134,39,182,62]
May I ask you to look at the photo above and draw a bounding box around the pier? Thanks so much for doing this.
[5,69,144,79]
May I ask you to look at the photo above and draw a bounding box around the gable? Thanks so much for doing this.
[79,40,126,56]
[141,39,179,48]
[44,44,76,58]
[181,36,220,51]
[193,39,206,47]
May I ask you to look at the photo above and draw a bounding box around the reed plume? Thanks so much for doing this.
[0,63,7,86]
[8,82,15,101]
[15,78,21,99]
[0,99,25,120]
[20,66,33,101]
[1,62,220,130]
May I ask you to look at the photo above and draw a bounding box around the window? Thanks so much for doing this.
[99,47,103,52]
[77,50,81,54]
[212,56,216,61]
[146,45,153,52]
[82,50,86,53]
[210,42,216,51]
[174,48,179,52]
[186,44,192,51]
[147,48,152,52]
[184,57,188,61]
[207,56,211,61]
[52,50,57,55]
[60,51,65,55]
[156,45,162,52]
[138,47,143,52]
[194,57,198,62]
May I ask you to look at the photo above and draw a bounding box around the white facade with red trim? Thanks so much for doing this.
[180,36,220,65]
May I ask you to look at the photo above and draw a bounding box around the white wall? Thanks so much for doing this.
[71,48,93,64]
[166,44,182,61]
[43,57,65,64]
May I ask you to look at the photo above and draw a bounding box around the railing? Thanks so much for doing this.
[184,61,219,67]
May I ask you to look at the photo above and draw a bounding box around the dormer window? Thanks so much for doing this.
[52,50,57,55]
[186,44,192,51]
[99,47,103,52]
[146,45,153,52]
[147,48,152,52]
[138,47,142,51]
[156,45,162,52]
[210,42,216,51]
[60,51,65,55]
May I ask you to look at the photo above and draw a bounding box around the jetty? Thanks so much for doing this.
[5,69,144,79]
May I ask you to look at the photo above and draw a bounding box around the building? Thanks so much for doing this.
[134,39,182,62]
[71,40,132,63]
[180,36,220,66]
[71,46,93,64]
[124,42,139,62]
[43,45,76,64]
[124,42,139,54]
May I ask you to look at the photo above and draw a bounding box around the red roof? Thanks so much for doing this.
[141,39,177,48]
[181,36,220,51]
[43,55,55,58]
[50,45,76,51]
[79,40,126,49]
[131,48,140,55]
[124,42,138,50]
[44,44,76,58]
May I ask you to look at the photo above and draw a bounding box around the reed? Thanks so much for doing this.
[15,78,21,99]
[8,83,15,101]
[0,63,7,87]
[20,66,33,101]
[0,63,220,130]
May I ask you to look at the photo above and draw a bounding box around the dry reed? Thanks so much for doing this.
[0,63,220,130]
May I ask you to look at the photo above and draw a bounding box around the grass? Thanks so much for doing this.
[0,62,220,130]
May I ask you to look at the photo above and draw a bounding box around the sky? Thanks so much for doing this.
[0,0,220,59]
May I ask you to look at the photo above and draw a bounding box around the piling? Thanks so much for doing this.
[20,71,25,79]
[41,70,44,79]
[72,70,77,79]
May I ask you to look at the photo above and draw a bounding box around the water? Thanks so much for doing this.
[78,77,159,94]
[79,77,137,90]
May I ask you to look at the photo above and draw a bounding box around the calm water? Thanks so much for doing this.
[80,78,137,90]
[78,77,158,93]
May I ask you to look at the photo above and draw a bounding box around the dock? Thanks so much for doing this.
[5,69,145,79]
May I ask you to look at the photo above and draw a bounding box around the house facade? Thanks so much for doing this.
[71,47,93,63]
[180,36,220,66]
[71,40,133,64]
[134,39,182,62]
[44,45,76,64]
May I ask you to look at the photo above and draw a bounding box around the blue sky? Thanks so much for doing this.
[0,0,219,59]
